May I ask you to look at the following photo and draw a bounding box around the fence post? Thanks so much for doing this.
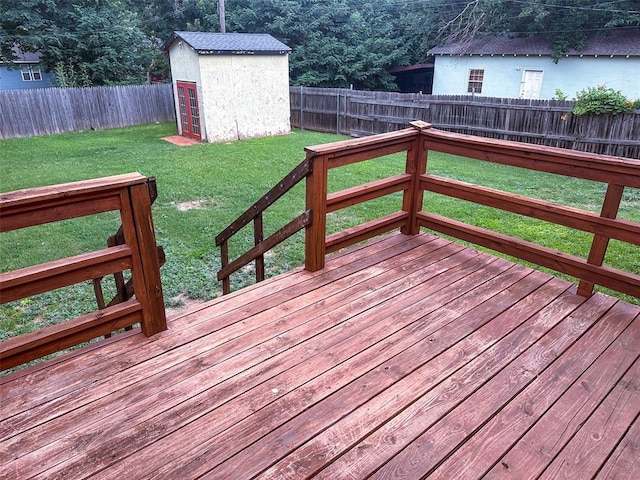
[336,89,340,134]
[305,151,328,272]
[402,121,431,235]
[300,85,304,131]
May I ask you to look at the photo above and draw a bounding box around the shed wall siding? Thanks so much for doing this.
[168,43,205,137]
[198,54,291,142]
[432,56,640,99]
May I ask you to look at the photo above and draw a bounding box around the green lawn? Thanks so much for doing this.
[1,122,638,341]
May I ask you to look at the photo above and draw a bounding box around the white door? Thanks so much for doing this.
[520,70,544,99]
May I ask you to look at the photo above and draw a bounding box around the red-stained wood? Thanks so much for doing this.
[0,192,122,232]
[305,152,328,271]
[217,211,310,281]
[124,255,512,480]
[0,172,146,209]
[1,233,639,480]
[17,240,487,479]
[254,213,265,283]
[316,290,609,480]
[0,234,430,423]
[0,238,454,464]
[220,240,231,294]
[0,245,132,304]
[123,183,166,336]
[422,174,640,245]
[538,351,640,479]
[417,211,640,298]
[430,306,640,480]
[218,124,640,299]
[595,413,640,480]
[401,121,430,235]
[326,174,411,213]
[326,139,416,169]
[577,183,625,296]
[304,128,418,167]
[214,157,311,246]
[255,271,562,480]
[0,174,166,369]
[0,300,142,370]
[369,297,634,480]
[325,211,408,253]
[420,127,640,188]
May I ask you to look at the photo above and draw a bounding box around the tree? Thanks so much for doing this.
[406,0,640,61]
[1,0,153,86]
[3,0,638,90]
[226,0,409,89]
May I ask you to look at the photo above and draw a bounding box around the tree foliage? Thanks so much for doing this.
[1,0,639,89]
[226,1,409,89]
[406,0,640,61]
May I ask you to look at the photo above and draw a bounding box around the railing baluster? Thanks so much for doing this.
[221,240,231,294]
[254,213,265,283]
[577,183,625,297]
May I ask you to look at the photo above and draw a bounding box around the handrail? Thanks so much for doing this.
[215,158,312,294]
[0,173,166,370]
[216,121,639,301]
[216,122,430,292]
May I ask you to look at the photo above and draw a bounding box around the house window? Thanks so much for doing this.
[21,66,43,82]
[467,69,484,94]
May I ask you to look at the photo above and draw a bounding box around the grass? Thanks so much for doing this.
[1,122,638,343]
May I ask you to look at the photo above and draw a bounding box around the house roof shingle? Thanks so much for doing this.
[0,46,41,64]
[164,32,291,55]
[428,31,640,57]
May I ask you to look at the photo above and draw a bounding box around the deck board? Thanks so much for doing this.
[1,232,639,480]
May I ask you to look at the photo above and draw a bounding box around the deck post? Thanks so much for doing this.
[401,121,431,235]
[305,151,328,271]
[126,181,167,336]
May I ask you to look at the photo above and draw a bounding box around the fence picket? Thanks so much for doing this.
[290,87,640,159]
[1,84,638,159]
[0,84,175,140]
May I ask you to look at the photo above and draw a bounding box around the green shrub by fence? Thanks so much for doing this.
[290,87,640,159]
[0,84,175,140]
[2,84,638,160]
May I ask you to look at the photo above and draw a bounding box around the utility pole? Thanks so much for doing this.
[218,0,226,33]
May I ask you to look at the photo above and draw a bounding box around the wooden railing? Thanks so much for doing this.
[217,121,640,300]
[215,159,312,294]
[0,173,166,370]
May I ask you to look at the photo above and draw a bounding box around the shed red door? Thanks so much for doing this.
[176,81,201,140]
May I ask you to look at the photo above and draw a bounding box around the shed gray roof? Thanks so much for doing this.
[164,32,291,55]
[428,31,640,57]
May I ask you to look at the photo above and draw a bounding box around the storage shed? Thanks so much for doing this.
[164,31,292,143]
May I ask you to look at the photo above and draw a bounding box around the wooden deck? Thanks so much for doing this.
[2,232,639,480]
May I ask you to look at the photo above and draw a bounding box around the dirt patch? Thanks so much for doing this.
[173,199,214,211]
[162,135,200,146]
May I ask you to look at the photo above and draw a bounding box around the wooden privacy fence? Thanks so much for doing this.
[0,173,166,370]
[290,87,640,159]
[0,83,175,140]
[217,122,640,301]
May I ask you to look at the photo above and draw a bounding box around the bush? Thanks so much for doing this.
[572,86,638,116]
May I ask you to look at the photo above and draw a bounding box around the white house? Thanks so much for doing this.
[428,32,640,100]
[164,31,292,143]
